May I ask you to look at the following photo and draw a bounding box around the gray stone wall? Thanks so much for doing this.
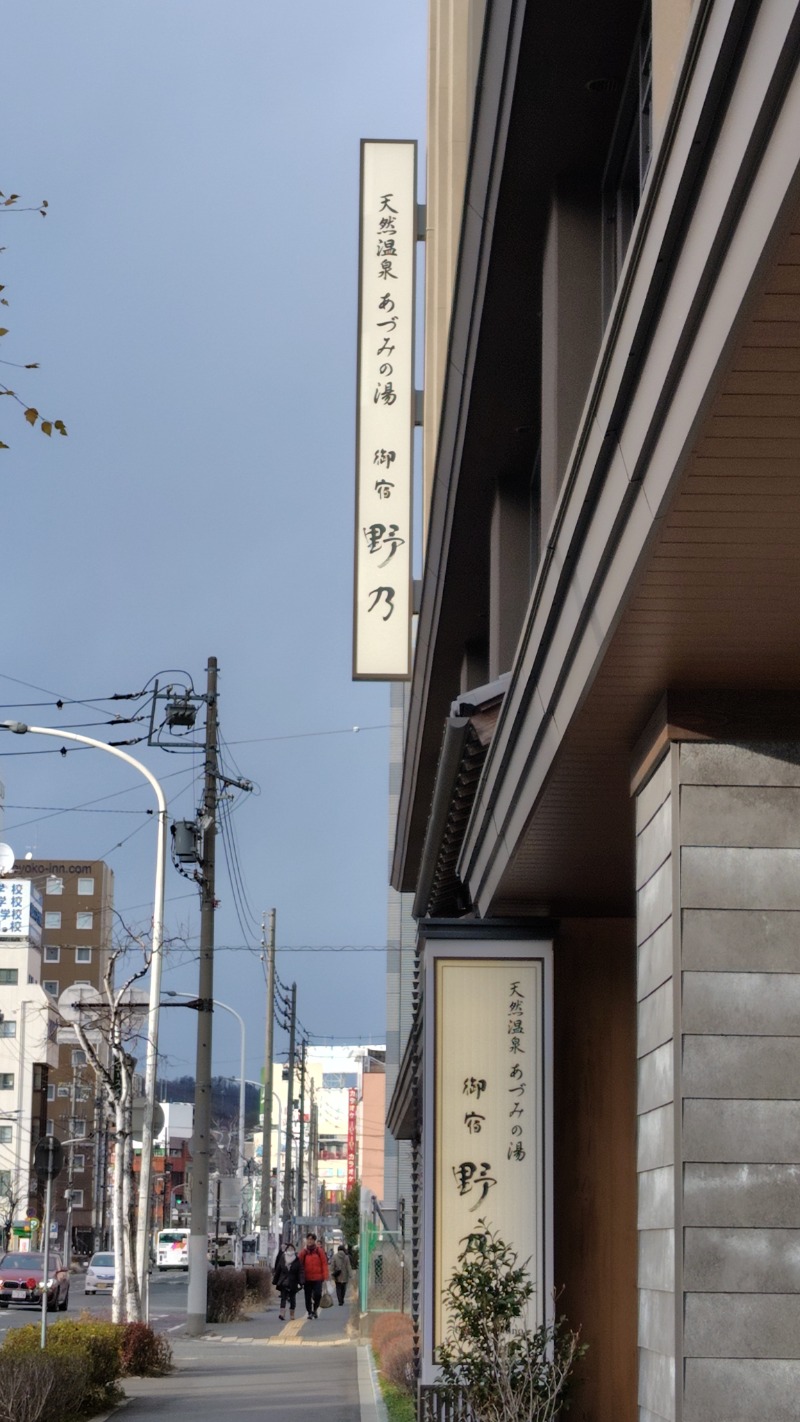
[635,740,800,1421]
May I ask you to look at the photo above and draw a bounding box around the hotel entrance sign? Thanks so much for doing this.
[353,139,416,680]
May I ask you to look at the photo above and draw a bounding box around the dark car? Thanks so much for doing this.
[0,1251,69,1311]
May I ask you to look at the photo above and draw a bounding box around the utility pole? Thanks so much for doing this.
[258,908,276,1262]
[186,656,218,1336]
[297,1039,307,1222]
[281,983,296,1245]
[308,1079,317,1222]
[63,1063,80,1267]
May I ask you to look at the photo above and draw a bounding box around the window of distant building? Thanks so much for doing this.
[45,911,62,929]
[71,1120,86,1140]
[57,1084,70,1098]
[47,1083,55,1102]
[602,3,653,318]
[46,877,63,896]
[0,1171,10,1195]
[43,981,59,998]
[0,1022,16,1038]
[44,945,60,963]
[72,1050,86,1068]
[0,1126,12,1145]
[73,1154,85,1172]
[47,1119,54,1135]
[322,1072,358,1090]
[70,1188,84,1207]
[0,1074,14,1091]
[77,878,94,896]
[0,969,17,986]
[75,947,92,964]
[76,912,93,932]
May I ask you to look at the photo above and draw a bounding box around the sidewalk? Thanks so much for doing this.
[112,1295,386,1422]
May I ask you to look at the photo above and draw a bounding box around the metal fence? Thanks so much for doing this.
[418,1385,471,1422]
[359,1221,411,1316]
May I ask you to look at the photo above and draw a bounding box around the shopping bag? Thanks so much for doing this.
[320,1281,334,1307]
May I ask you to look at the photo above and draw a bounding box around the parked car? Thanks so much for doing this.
[84,1251,115,1295]
[0,1252,69,1311]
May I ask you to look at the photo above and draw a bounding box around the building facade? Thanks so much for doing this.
[12,858,114,1254]
[387,2,800,1418]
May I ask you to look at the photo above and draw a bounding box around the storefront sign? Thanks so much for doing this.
[426,942,552,1355]
[353,139,416,679]
[347,1087,358,1188]
[0,879,41,946]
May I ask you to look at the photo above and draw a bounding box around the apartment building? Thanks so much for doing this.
[387,2,800,1417]
[12,858,114,1254]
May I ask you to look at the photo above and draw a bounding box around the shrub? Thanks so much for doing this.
[2,1315,124,1412]
[207,1266,247,1322]
[380,1333,415,1396]
[0,1352,85,1422]
[244,1264,271,1309]
[371,1311,413,1356]
[119,1321,173,1376]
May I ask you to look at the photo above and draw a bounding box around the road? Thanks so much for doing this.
[0,1269,189,1335]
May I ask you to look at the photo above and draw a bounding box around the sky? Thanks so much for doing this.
[0,2,427,1089]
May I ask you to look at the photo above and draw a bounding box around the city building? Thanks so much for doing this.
[12,858,114,1254]
[0,873,57,1245]
[386,2,800,1418]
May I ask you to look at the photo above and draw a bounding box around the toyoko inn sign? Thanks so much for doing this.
[353,140,416,680]
[423,936,553,1367]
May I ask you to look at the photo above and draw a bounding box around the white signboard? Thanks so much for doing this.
[429,948,551,1355]
[353,139,416,680]
[0,879,41,946]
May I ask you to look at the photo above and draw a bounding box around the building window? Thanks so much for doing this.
[602,3,653,316]
[75,946,92,964]
[77,878,94,896]
[44,945,60,963]
[0,969,17,986]
[47,1119,54,1135]
[0,1170,10,1195]
[57,1084,71,1098]
[0,1074,14,1091]
[43,981,59,998]
[0,1022,16,1039]
[72,1050,86,1068]
[76,912,93,932]
[69,1188,84,1208]
[46,876,63,896]
[44,911,62,929]
[72,1154,85,1172]
[71,1120,87,1140]
[47,1083,55,1102]
[0,1126,12,1145]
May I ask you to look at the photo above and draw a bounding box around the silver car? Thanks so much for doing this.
[84,1251,115,1295]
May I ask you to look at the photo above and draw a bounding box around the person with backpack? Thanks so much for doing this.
[331,1242,353,1306]
[298,1232,329,1319]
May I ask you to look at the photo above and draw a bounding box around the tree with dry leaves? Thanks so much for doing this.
[0,190,67,447]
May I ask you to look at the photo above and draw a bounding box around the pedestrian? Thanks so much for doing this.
[298,1231,329,1319]
[331,1242,352,1306]
[272,1240,302,1321]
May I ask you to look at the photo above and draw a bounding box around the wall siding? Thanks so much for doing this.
[636,739,800,1421]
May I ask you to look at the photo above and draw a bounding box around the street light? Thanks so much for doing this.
[162,991,245,1265]
[0,721,167,1320]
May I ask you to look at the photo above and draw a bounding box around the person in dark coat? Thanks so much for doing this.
[331,1243,353,1306]
[272,1241,302,1320]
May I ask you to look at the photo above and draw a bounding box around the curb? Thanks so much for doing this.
[357,1344,389,1422]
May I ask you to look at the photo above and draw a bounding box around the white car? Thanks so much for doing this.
[85,1251,115,1295]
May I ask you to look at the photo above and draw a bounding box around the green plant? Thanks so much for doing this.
[380,1332,415,1395]
[438,1221,585,1422]
[0,1352,84,1422]
[341,1178,360,1252]
[371,1310,413,1355]
[2,1317,124,1416]
[378,1377,416,1422]
[119,1321,173,1376]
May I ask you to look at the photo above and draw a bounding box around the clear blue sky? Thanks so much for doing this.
[0,2,427,1085]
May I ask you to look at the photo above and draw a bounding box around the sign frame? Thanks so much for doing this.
[421,929,553,1382]
[353,138,417,681]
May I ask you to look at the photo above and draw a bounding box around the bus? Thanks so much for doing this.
[156,1228,190,1271]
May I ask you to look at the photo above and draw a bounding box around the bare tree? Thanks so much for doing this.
[67,939,150,1323]
[0,1177,23,1253]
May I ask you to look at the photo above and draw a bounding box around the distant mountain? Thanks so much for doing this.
[157,1075,261,1130]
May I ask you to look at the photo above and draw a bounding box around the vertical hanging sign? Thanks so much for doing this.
[353,140,416,680]
[346,1087,358,1188]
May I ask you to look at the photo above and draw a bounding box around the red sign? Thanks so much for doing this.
[346,1088,357,1188]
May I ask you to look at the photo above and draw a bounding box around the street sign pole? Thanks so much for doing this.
[33,1135,64,1351]
[40,1170,53,1350]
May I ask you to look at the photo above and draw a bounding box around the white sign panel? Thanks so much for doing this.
[0,879,41,946]
[353,139,416,680]
[431,952,550,1354]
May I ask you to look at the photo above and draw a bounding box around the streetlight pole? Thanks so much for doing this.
[0,720,167,1321]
